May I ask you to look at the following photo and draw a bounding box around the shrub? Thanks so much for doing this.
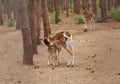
[69,5,74,12]
[75,15,84,24]
[50,12,62,23]
[107,10,120,22]
[7,18,15,27]
[94,15,103,23]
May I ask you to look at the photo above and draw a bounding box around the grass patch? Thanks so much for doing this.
[7,18,15,27]
[107,10,120,22]
[94,15,103,23]
[75,15,84,24]
[50,12,62,23]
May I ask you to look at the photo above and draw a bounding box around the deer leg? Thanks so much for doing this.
[63,45,74,67]
[68,46,74,66]
[93,19,95,30]
[84,22,88,30]
[48,54,52,65]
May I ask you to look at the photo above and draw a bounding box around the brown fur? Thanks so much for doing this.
[42,31,74,67]
[81,9,95,31]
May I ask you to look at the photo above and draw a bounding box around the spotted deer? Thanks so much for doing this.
[81,8,95,31]
[42,31,74,67]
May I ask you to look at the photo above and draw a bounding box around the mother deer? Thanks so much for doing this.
[42,31,74,67]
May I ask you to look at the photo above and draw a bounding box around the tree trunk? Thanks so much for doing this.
[41,0,51,37]
[91,0,97,14]
[0,4,3,25]
[4,0,11,19]
[37,0,42,45]
[114,0,118,9]
[66,0,69,17]
[15,0,21,30]
[54,0,59,24]
[107,0,111,12]
[20,0,33,65]
[73,0,80,14]
[61,0,65,13]
[27,0,38,54]
[100,0,107,22]
[82,0,89,10]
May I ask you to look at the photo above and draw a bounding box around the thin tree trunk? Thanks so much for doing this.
[37,0,42,45]
[54,0,59,24]
[91,0,97,14]
[42,0,51,37]
[4,0,11,19]
[114,0,118,9]
[16,0,21,30]
[82,0,89,10]
[13,0,17,19]
[73,0,80,14]
[100,0,107,22]
[107,0,111,12]
[66,0,69,17]
[0,5,3,25]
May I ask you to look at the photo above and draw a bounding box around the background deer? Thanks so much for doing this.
[42,31,74,67]
[81,8,95,31]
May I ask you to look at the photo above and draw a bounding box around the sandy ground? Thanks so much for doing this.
[0,18,120,84]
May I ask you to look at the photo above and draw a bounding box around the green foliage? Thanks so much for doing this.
[69,5,74,12]
[50,12,62,23]
[95,15,103,23]
[7,18,15,27]
[107,10,120,22]
[75,15,84,24]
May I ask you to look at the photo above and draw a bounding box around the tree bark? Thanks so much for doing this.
[91,0,97,14]
[27,0,38,54]
[37,0,42,45]
[19,0,33,65]
[82,0,89,10]
[4,0,11,19]
[0,4,3,25]
[100,0,107,22]
[41,0,51,37]
[54,0,59,24]
[107,0,111,12]
[66,0,69,17]
[15,0,21,30]
[73,0,80,14]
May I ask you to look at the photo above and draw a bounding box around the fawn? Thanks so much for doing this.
[81,8,95,31]
[42,31,74,67]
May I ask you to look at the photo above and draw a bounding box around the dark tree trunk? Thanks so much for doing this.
[54,0,59,24]
[114,0,118,9]
[61,0,65,13]
[100,0,107,22]
[41,0,51,37]
[107,0,111,11]
[37,0,42,45]
[73,0,80,14]
[27,0,38,54]
[66,0,69,17]
[15,0,21,30]
[19,0,33,65]
[91,0,97,14]
[13,0,17,19]
[4,0,11,19]
[82,0,89,10]
[0,5,3,25]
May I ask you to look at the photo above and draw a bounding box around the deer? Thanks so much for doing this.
[41,31,74,67]
[81,8,95,31]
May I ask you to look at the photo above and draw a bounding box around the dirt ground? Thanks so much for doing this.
[0,17,120,84]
